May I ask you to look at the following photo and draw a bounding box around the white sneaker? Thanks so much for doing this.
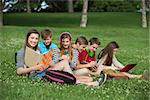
[143,70,149,80]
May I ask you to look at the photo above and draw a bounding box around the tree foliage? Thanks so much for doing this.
[2,0,143,12]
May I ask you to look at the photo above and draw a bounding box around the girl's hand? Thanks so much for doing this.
[105,66,119,70]
[32,64,44,71]
[61,55,69,60]
[49,60,55,67]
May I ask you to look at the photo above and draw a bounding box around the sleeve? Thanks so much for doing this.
[70,49,79,69]
[112,55,124,69]
[52,48,60,63]
[16,49,25,68]
[51,43,58,49]
[54,44,58,48]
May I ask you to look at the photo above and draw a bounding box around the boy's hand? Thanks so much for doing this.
[89,66,97,72]
[89,61,96,67]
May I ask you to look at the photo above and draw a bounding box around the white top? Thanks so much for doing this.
[97,54,124,72]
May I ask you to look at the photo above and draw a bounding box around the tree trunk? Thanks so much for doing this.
[68,0,74,13]
[80,0,88,28]
[0,0,3,26]
[142,0,147,28]
[27,0,31,13]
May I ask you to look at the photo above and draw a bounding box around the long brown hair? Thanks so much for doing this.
[59,32,73,58]
[25,29,40,51]
[98,41,119,66]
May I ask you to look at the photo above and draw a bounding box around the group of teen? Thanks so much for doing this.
[15,29,149,86]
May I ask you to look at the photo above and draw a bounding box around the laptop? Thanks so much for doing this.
[120,64,137,72]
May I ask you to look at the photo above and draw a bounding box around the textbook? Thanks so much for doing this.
[24,46,52,69]
[120,64,137,72]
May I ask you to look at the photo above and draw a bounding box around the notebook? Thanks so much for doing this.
[24,46,52,69]
[120,64,137,72]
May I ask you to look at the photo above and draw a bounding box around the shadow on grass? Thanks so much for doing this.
[3,12,143,28]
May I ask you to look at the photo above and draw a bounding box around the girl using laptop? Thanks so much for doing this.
[96,41,148,79]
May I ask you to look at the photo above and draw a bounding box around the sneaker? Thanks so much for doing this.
[143,70,149,80]
[97,73,107,86]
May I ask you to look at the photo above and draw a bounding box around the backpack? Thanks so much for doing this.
[43,70,76,85]
[103,69,129,80]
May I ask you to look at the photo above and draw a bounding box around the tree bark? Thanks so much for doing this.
[68,0,74,13]
[142,0,147,28]
[27,0,31,13]
[0,0,3,26]
[80,0,88,28]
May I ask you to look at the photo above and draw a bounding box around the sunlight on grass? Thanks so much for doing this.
[0,12,149,100]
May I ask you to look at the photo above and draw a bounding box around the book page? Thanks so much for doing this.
[25,46,42,67]
[24,46,52,68]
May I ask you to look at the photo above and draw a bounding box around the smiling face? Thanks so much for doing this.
[28,33,39,48]
[89,43,98,52]
[43,36,52,46]
[61,38,71,49]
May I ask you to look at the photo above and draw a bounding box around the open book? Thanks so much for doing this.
[24,46,52,69]
[120,64,137,72]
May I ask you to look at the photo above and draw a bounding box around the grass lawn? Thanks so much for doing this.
[0,12,149,100]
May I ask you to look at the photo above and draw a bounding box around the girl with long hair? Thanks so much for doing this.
[96,41,148,79]
[54,32,107,86]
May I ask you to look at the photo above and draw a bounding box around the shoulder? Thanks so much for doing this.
[81,50,88,55]
[72,48,79,54]
[50,43,58,48]
[17,48,25,55]
[112,54,118,60]
[36,49,41,54]
[15,48,25,66]
[72,44,77,49]
[38,42,46,53]
[53,48,60,53]
[38,41,45,47]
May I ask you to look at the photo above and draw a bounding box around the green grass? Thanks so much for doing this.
[0,12,149,100]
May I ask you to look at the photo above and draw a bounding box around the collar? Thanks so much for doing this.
[44,42,52,50]
[86,48,94,57]
[64,50,68,55]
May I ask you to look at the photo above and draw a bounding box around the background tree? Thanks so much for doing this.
[68,0,74,13]
[27,0,31,13]
[0,0,3,26]
[141,0,147,28]
[80,0,88,28]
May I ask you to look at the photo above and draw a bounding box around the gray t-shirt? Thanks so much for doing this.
[16,48,25,68]
[15,48,45,78]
